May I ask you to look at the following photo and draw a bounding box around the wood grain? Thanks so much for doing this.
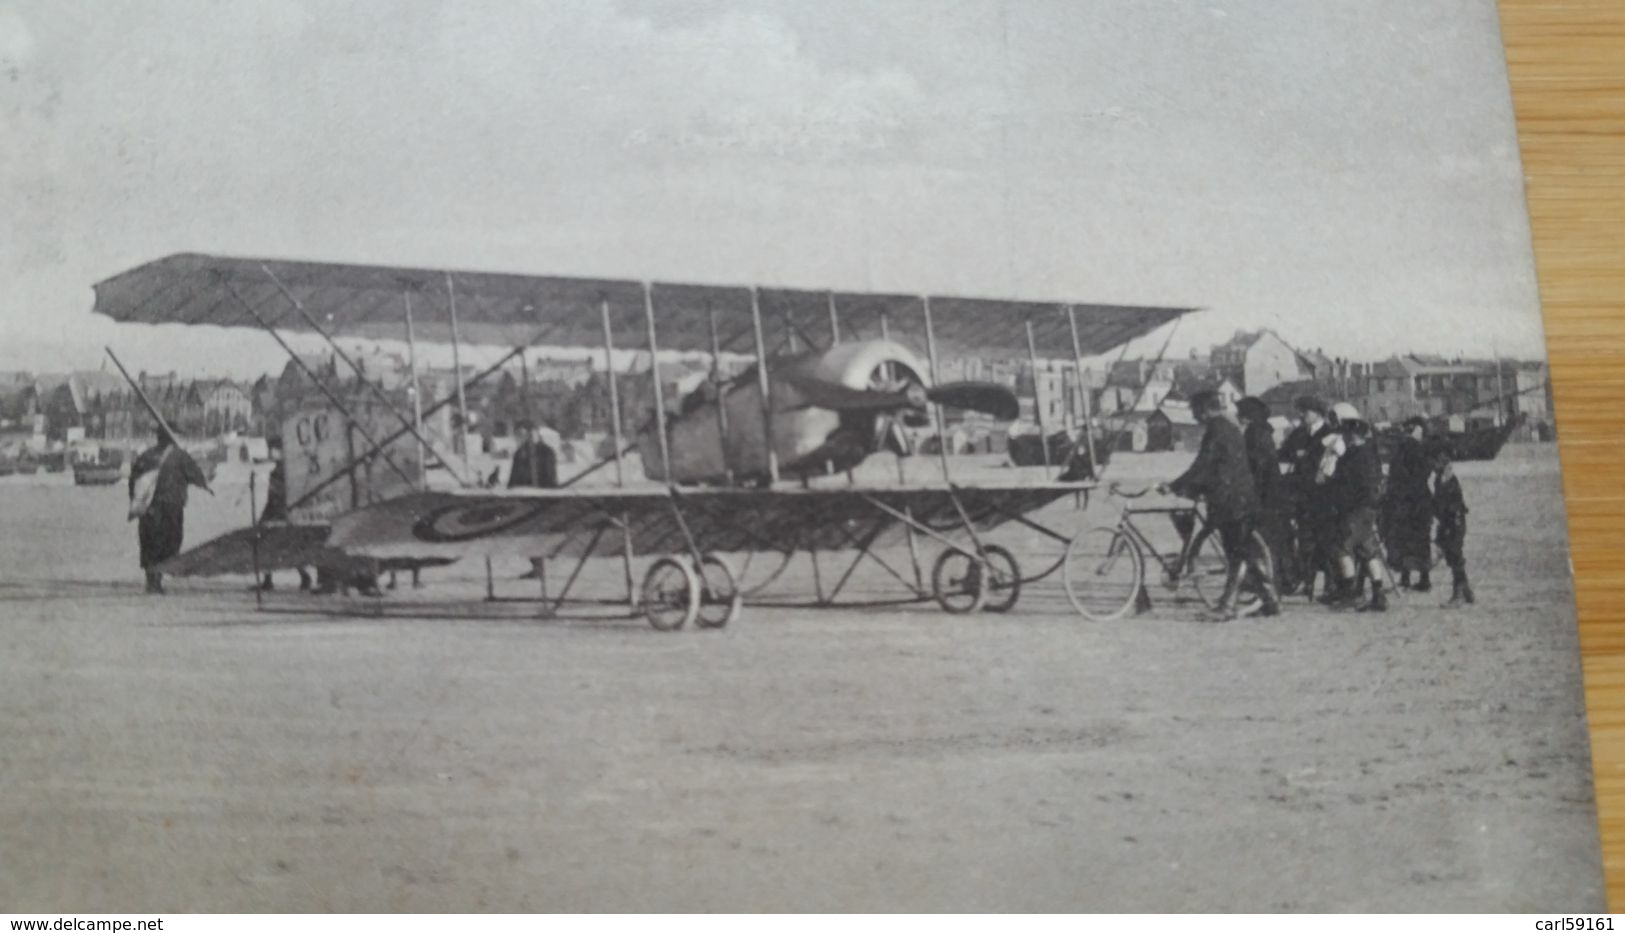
[1500,0,1625,908]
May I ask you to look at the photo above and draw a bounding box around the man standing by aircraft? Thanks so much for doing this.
[127,427,210,594]
[510,420,559,583]
[1159,391,1281,622]
[508,421,559,490]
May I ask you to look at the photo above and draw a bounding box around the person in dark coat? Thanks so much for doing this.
[255,437,313,593]
[1160,391,1280,621]
[128,428,210,594]
[1279,396,1340,600]
[508,422,559,490]
[509,421,559,584]
[1431,442,1474,607]
[1237,395,1293,592]
[1329,414,1389,612]
[1383,416,1434,591]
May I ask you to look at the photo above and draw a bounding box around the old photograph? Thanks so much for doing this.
[0,0,1605,912]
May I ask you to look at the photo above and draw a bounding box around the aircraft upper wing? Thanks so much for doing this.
[325,484,1089,562]
[91,253,1195,359]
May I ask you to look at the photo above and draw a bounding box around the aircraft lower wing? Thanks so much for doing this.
[325,484,1092,562]
[157,523,455,577]
[158,523,338,577]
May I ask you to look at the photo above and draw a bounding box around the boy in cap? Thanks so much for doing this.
[1328,408,1388,612]
[1430,442,1474,607]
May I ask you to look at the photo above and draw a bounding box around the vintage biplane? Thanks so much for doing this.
[92,253,1193,629]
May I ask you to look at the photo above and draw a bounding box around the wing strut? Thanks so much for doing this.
[1024,315,1054,476]
[599,295,638,607]
[445,273,473,476]
[920,295,954,486]
[705,304,735,485]
[1066,304,1100,480]
[748,287,780,484]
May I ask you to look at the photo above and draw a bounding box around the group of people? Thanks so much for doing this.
[1160,390,1473,622]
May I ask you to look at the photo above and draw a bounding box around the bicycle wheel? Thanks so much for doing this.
[1190,531,1232,610]
[1235,530,1276,616]
[1199,530,1278,615]
[1063,526,1144,621]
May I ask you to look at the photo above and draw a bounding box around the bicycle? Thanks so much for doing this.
[1063,482,1274,621]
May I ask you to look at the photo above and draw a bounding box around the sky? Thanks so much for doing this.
[0,0,1548,380]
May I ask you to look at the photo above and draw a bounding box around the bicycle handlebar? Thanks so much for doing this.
[1108,482,1157,500]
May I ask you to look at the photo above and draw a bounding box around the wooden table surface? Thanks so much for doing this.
[1501,0,1625,909]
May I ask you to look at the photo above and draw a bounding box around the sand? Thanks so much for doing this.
[0,445,1604,911]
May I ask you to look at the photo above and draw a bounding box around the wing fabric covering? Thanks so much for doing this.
[157,523,459,577]
[157,524,336,577]
[91,254,1193,359]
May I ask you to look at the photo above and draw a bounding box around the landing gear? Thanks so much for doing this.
[641,556,700,631]
[640,553,742,631]
[931,544,1021,614]
[695,553,742,629]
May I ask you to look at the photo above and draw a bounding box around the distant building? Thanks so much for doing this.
[1208,329,1331,395]
[201,381,254,435]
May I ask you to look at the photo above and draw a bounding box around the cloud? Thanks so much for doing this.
[0,8,34,66]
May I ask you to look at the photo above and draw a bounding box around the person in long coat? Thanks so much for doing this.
[1278,396,1339,599]
[1237,396,1293,592]
[508,422,559,489]
[1161,391,1280,621]
[509,421,559,584]
[128,428,210,593]
[1383,416,1435,590]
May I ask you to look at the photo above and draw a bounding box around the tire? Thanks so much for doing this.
[1190,530,1231,610]
[1063,526,1144,621]
[695,553,742,629]
[1199,529,1276,615]
[641,556,700,632]
[1236,530,1276,617]
[931,548,987,614]
[979,544,1021,613]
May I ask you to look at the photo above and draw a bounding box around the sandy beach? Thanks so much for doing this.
[0,445,1603,911]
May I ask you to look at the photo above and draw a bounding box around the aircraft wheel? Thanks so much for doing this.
[979,544,1021,613]
[694,553,742,629]
[641,557,700,632]
[932,548,988,614]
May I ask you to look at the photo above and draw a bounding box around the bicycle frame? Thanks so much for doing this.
[1108,499,1212,586]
